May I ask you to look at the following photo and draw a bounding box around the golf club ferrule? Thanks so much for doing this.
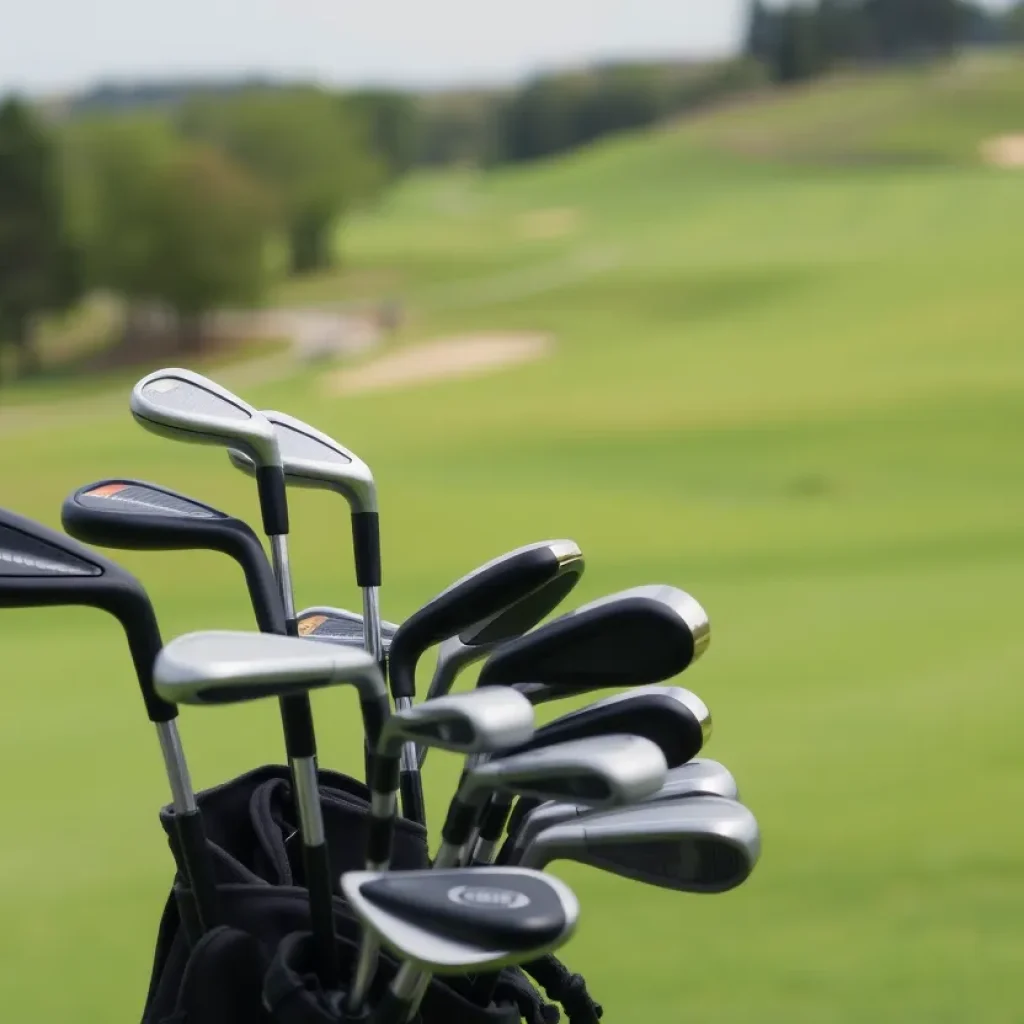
[474,793,515,847]
[351,511,382,587]
[361,694,391,749]
[367,753,400,799]
[256,465,290,537]
[365,809,396,868]
[279,694,318,758]
[440,795,480,850]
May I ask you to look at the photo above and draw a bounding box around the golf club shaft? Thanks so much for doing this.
[371,961,430,1024]
[156,720,220,935]
[362,586,385,668]
[396,696,426,824]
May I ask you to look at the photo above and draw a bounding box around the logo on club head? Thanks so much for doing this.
[447,885,531,910]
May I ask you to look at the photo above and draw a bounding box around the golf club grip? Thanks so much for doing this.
[176,810,220,933]
[303,842,341,988]
[351,511,381,587]
[256,466,289,537]
[400,768,426,826]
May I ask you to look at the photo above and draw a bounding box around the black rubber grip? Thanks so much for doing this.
[302,842,340,988]
[476,795,514,844]
[368,753,400,796]
[279,695,317,759]
[351,511,382,587]
[366,815,396,866]
[400,769,426,827]
[256,466,290,537]
[176,809,220,933]
[441,797,479,847]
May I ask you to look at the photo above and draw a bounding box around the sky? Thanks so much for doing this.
[0,0,1017,98]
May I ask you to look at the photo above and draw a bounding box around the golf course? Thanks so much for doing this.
[2,53,1023,1022]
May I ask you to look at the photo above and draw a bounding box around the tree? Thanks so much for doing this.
[772,6,827,83]
[1004,1,1024,40]
[0,97,81,382]
[347,90,420,181]
[746,0,782,62]
[179,88,382,273]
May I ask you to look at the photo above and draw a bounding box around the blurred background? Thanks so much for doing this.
[2,1,1023,1020]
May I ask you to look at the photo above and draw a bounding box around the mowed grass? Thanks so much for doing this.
[3,56,1024,1022]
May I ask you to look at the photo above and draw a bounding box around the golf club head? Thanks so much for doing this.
[389,540,583,705]
[424,542,584,704]
[467,734,667,809]
[0,506,171,723]
[130,368,281,469]
[520,795,760,893]
[500,685,712,768]
[154,629,388,715]
[506,759,740,862]
[227,410,376,514]
[297,606,399,651]
[477,584,710,694]
[379,688,535,759]
[61,479,286,635]
[341,867,579,972]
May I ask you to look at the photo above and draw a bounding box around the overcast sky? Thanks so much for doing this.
[1,0,1017,97]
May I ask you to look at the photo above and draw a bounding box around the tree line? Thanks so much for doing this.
[748,0,1024,84]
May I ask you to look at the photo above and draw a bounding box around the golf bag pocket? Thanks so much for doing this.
[158,765,430,890]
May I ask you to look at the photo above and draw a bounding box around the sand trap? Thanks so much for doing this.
[516,207,581,240]
[980,134,1024,168]
[326,333,552,396]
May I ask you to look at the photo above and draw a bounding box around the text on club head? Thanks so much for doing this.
[446,885,531,910]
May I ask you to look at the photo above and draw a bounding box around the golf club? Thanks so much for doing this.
[154,629,390,989]
[347,687,536,1014]
[0,507,219,936]
[227,410,385,671]
[501,758,740,865]
[468,685,712,864]
[342,866,578,1024]
[387,539,584,825]
[433,734,668,870]
[297,606,399,653]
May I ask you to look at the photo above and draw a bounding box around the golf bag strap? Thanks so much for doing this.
[523,955,603,1024]
[264,931,527,1024]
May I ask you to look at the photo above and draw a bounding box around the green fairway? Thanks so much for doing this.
[3,56,1024,1022]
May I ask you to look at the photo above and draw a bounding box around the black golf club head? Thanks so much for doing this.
[387,539,583,825]
[477,584,710,694]
[62,479,286,635]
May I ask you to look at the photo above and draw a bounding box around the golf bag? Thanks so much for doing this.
[141,766,602,1024]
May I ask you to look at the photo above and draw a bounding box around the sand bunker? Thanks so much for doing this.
[980,134,1024,168]
[326,333,552,396]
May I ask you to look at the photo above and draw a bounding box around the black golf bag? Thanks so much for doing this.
[141,766,602,1024]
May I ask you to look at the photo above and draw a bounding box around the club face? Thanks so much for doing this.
[505,686,711,768]
[460,541,584,646]
[154,629,385,706]
[524,796,760,893]
[478,585,710,691]
[341,867,578,972]
[470,734,667,808]
[381,688,535,757]
[660,760,738,801]
[131,368,280,467]
[227,410,376,513]
[296,606,399,651]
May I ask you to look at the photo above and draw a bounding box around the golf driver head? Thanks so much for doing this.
[227,410,376,513]
[61,479,286,635]
[388,540,584,705]
[477,584,710,694]
[154,629,387,714]
[297,606,399,651]
[379,688,535,759]
[130,368,281,469]
[500,685,712,769]
[507,759,740,861]
[520,795,760,893]
[341,867,579,972]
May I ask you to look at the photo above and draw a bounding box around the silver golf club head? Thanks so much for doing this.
[153,629,388,732]
[433,734,668,868]
[343,867,578,1024]
[505,759,740,863]
[477,584,711,696]
[131,368,281,469]
[520,795,760,893]
[297,606,399,651]
[424,540,585,704]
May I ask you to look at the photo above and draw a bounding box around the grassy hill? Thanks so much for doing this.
[2,56,1024,1022]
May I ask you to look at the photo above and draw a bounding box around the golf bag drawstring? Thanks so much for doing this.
[522,955,603,1024]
